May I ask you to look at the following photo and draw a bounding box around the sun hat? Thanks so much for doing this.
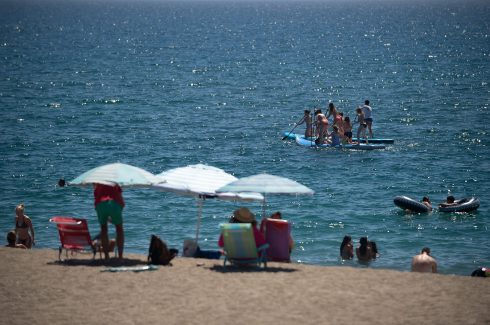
[233,207,256,223]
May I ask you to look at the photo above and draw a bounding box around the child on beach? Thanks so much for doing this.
[14,204,35,248]
[355,107,368,144]
[6,231,27,249]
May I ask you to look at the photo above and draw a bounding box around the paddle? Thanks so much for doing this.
[282,117,304,140]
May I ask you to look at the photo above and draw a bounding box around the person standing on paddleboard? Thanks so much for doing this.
[361,100,373,138]
[297,109,313,137]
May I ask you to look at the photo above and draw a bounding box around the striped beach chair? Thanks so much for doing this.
[220,223,268,268]
[49,216,96,260]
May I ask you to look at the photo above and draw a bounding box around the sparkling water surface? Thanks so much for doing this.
[0,0,489,275]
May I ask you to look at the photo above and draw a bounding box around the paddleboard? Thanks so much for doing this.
[295,135,386,150]
[282,131,394,144]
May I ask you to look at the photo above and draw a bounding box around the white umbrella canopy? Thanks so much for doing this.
[216,173,314,217]
[153,164,264,242]
[69,162,162,188]
[217,173,314,195]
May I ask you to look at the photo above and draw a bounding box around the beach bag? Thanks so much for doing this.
[148,235,175,265]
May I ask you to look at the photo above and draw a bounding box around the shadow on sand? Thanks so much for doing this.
[208,264,298,273]
[47,256,148,268]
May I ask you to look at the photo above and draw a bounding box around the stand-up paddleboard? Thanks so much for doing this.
[394,196,431,213]
[282,131,394,144]
[295,135,386,150]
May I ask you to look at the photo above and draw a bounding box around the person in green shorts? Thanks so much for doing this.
[94,183,125,260]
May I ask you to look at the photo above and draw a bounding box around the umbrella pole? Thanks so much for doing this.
[262,195,267,219]
[195,198,203,243]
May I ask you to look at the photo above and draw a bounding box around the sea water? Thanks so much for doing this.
[0,0,489,275]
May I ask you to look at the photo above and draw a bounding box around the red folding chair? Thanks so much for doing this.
[49,216,96,260]
[262,218,292,262]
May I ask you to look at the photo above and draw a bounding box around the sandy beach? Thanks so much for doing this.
[1,247,488,325]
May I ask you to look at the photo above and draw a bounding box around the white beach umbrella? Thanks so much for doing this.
[153,164,264,242]
[69,162,162,188]
[216,173,314,217]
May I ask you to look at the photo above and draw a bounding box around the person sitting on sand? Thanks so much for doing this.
[411,247,437,273]
[340,235,354,260]
[297,109,313,137]
[260,211,294,253]
[14,204,35,248]
[356,237,372,262]
[422,196,433,211]
[218,207,266,251]
[6,231,27,249]
[439,195,456,208]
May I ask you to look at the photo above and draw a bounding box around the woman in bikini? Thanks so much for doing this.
[14,204,35,248]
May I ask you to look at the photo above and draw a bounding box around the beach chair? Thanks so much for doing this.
[220,223,268,268]
[262,218,291,262]
[49,216,96,260]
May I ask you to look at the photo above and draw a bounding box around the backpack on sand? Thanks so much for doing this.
[148,235,178,266]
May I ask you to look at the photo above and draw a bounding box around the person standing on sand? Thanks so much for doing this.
[411,247,437,273]
[94,183,125,260]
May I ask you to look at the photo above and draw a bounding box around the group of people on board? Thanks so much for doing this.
[297,100,374,145]
[340,235,438,273]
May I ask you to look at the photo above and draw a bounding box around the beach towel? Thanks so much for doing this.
[101,265,160,272]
